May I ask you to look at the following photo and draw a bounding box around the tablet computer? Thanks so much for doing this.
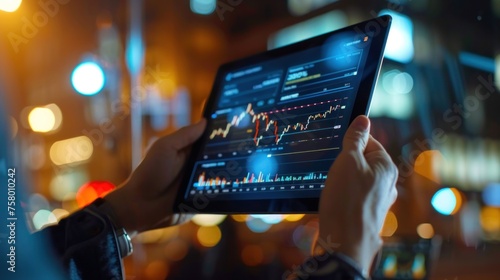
[175,16,391,214]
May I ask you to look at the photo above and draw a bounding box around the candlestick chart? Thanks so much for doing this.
[208,97,348,149]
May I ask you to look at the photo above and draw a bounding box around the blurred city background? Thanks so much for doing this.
[1,0,500,279]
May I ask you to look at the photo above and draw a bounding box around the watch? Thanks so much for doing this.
[91,198,134,258]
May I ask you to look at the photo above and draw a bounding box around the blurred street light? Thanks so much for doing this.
[71,61,105,96]
[0,0,22,12]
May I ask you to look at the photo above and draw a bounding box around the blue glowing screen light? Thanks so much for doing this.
[483,183,500,207]
[431,188,457,215]
[71,62,105,96]
[378,10,414,64]
[190,0,216,15]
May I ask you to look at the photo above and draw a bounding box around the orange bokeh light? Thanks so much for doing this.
[241,245,264,266]
[414,150,444,184]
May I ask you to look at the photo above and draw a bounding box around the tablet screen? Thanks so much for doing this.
[177,16,391,213]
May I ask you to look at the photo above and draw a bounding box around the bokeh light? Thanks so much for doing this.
[241,245,264,266]
[71,61,105,95]
[49,135,94,166]
[480,207,500,233]
[245,217,272,233]
[459,200,482,247]
[197,226,221,247]
[164,239,189,261]
[51,208,70,222]
[231,214,248,222]
[28,107,55,133]
[437,136,500,189]
[32,209,57,230]
[383,253,398,278]
[416,223,435,239]
[49,170,89,201]
[0,0,22,12]
[250,214,283,224]
[379,10,414,63]
[392,72,414,94]
[292,220,318,252]
[75,181,115,207]
[190,0,215,15]
[137,227,180,244]
[381,211,398,237]
[431,188,462,215]
[28,193,49,212]
[412,253,426,279]
[482,183,500,207]
[414,150,444,184]
[371,68,414,120]
[45,103,63,130]
[382,69,400,93]
[382,70,414,95]
[191,214,227,227]
[144,261,169,280]
[284,214,305,222]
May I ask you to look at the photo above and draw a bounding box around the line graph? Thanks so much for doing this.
[255,102,341,146]
[209,103,255,139]
[209,99,346,146]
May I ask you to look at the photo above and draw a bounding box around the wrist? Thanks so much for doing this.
[89,198,134,258]
[104,188,140,236]
[317,230,380,277]
[302,250,368,280]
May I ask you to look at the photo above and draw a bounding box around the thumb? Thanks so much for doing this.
[342,115,370,153]
[169,118,207,151]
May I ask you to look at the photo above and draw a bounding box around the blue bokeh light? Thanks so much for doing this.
[190,0,216,15]
[245,217,272,233]
[431,188,457,215]
[483,183,500,207]
[378,10,414,63]
[71,62,105,96]
[250,214,283,225]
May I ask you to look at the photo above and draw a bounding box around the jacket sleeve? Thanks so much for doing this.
[35,203,124,280]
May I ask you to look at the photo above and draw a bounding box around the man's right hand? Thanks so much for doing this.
[318,115,398,276]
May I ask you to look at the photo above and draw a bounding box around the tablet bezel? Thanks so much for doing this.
[174,15,392,214]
